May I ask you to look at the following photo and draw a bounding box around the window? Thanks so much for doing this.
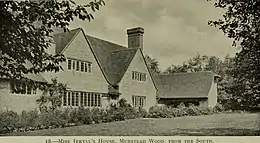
[71,92,75,106]
[84,93,87,106]
[88,63,92,73]
[72,60,76,70]
[132,71,146,82]
[90,93,94,106]
[80,92,84,106]
[81,62,84,72]
[63,92,67,106]
[68,59,72,70]
[68,92,71,106]
[87,93,91,107]
[84,63,88,72]
[62,91,101,107]
[132,96,146,107]
[10,80,38,95]
[67,58,91,73]
[76,61,80,71]
[75,92,79,106]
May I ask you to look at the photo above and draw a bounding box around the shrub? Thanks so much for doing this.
[213,103,225,113]
[74,107,92,125]
[35,109,67,128]
[19,109,39,128]
[186,104,201,116]
[91,108,106,124]
[137,107,149,118]
[199,107,213,115]
[149,106,173,118]
[0,110,20,134]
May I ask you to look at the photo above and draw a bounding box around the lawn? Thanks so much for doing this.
[4,113,260,136]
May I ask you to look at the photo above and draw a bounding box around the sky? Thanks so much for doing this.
[69,0,239,70]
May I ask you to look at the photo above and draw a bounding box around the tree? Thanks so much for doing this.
[208,0,260,110]
[36,78,67,112]
[145,55,160,74]
[0,0,105,82]
[164,53,220,74]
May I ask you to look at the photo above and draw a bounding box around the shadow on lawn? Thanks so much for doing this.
[167,128,260,136]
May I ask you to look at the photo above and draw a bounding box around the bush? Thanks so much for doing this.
[91,108,106,124]
[186,104,201,116]
[213,103,225,113]
[35,109,67,128]
[19,109,39,128]
[149,106,173,118]
[0,110,20,134]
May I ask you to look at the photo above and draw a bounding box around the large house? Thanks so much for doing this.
[0,27,157,113]
[0,27,219,113]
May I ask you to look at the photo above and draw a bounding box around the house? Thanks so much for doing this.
[0,26,220,113]
[154,71,220,108]
[0,27,157,113]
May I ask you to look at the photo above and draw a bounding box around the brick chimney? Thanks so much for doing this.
[127,27,144,51]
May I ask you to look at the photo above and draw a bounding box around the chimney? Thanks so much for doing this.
[127,27,144,50]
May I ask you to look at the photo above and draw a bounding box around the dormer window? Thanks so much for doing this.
[132,71,146,81]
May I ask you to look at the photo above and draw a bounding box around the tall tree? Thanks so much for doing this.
[208,0,260,110]
[0,0,105,83]
[164,53,220,74]
[145,55,160,74]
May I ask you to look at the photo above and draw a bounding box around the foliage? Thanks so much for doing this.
[0,98,149,134]
[0,0,105,85]
[145,55,160,74]
[208,0,260,110]
[36,78,67,111]
[148,103,222,118]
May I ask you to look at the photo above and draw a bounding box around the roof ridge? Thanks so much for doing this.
[86,34,127,49]
[159,71,214,76]
[112,48,139,52]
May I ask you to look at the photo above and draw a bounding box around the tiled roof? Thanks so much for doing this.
[154,71,217,98]
[54,28,80,54]
[86,35,139,85]
[53,28,140,85]
[0,60,47,83]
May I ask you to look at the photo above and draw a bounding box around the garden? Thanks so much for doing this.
[0,98,227,135]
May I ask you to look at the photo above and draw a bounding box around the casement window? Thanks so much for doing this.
[132,95,146,107]
[81,62,84,72]
[67,58,92,73]
[63,92,67,106]
[68,59,72,70]
[76,61,80,71]
[72,60,76,70]
[67,92,71,106]
[75,92,79,106]
[132,71,146,82]
[80,92,84,106]
[10,80,37,95]
[84,63,88,72]
[62,91,102,107]
[83,93,87,106]
[71,92,75,106]
[88,63,92,73]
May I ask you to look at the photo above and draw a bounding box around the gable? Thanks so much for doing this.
[119,49,157,90]
[53,28,156,87]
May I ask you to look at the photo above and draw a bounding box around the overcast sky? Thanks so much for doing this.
[69,0,239,70]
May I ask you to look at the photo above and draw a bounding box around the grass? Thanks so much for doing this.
[3,113,260,136]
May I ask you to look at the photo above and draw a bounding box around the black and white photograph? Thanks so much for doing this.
[0,0,260,137]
